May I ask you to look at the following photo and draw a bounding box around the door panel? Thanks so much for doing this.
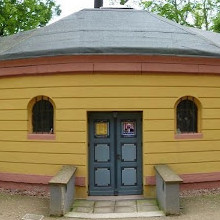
[116,113,142,195]
[94,144,110,162]
[89,113,115,195]
[121,144,136,162]
[122,167,137,186]
[89,112,142,196]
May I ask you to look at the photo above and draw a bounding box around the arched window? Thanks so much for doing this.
[176,97,198,133]
[32,97,54,133]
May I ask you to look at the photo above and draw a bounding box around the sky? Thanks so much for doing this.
[51,0,141,23]
[54,0,95,20]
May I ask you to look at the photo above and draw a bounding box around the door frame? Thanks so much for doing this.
[87,111,143,196]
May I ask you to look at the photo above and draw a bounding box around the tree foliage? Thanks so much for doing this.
[0,0,61,36]
[110,0,130,6]
[142,0,220,32]
[212,12,220,32]
[120,0,129,4]
[111,0,220,32]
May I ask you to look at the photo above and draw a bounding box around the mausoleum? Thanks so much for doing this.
[0,1,220,198]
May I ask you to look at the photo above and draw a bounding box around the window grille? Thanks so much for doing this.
[177,98,197,133]
[32,98,54,133]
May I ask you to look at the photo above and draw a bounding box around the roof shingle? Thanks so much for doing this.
[0,8,220,60]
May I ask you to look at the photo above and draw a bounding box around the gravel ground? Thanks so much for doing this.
[0,188,220,220]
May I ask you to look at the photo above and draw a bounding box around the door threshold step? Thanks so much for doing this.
[88,195,144,201]
[65,211,165,219]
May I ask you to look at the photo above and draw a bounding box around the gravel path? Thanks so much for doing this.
[0,189,220,220]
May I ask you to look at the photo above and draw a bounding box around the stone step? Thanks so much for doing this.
[65,199,165,219]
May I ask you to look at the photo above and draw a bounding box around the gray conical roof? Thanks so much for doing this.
[0,8,220,60]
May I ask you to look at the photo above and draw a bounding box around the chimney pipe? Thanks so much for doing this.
[94,0,103,8]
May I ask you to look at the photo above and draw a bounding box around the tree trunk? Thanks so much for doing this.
[203,0,209,30]
[174,0,180,23]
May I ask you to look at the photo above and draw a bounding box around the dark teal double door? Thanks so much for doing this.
[89,112,142,196]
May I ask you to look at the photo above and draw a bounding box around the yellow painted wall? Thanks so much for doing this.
[0,73,220,198]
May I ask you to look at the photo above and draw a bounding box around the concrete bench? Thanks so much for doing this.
[155,165,183,215]
[49,165,77,216]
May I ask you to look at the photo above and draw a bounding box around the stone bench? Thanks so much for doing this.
[49,165,77,216]
[155,165,183,215]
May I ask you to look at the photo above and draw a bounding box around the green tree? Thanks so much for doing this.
[191,0,219,30]
[111,0,220,32]
[212,12,220,32]
[0,0,61,36]
[110,0,129,5]
[141,0,220,32]
[142,0,193,27]
[120,0,129,4]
